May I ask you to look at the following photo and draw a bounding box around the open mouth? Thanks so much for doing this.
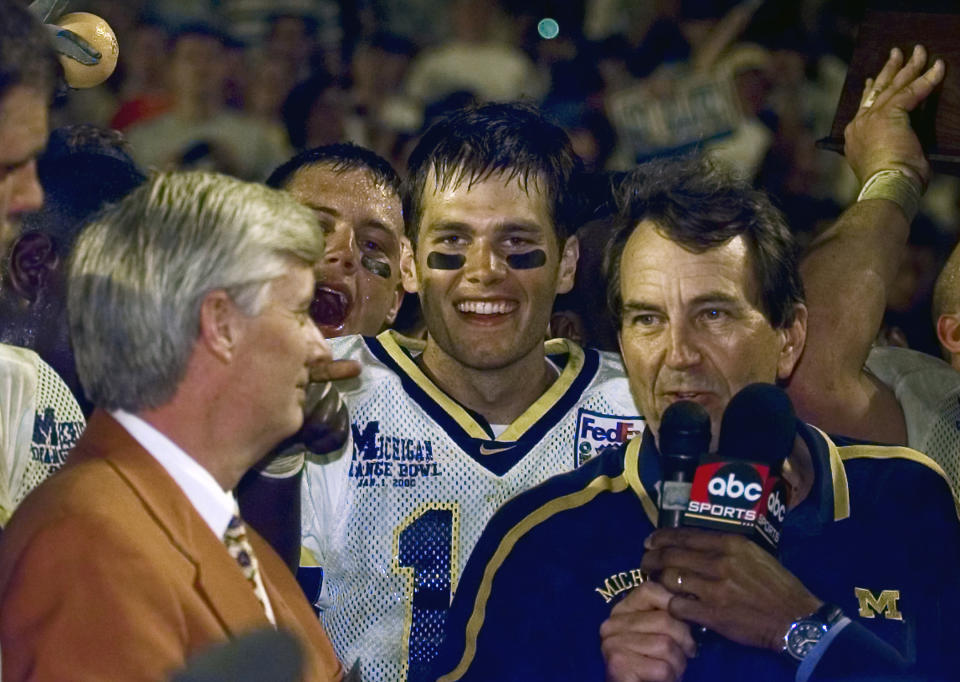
[310,285,351,328]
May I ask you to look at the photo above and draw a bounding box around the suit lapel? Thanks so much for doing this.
[72,411,274,634]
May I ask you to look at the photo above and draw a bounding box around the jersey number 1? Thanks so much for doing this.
[394,503,460,682]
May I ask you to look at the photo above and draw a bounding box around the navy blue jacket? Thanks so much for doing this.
[435,424,960,681]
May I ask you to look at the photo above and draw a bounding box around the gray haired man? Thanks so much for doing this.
[0,171,344,681]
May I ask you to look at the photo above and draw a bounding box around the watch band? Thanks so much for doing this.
[783,603,844,662]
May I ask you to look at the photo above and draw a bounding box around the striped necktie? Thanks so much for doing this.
[224,514,276,625]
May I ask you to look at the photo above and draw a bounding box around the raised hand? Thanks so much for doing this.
[844,45,945,189]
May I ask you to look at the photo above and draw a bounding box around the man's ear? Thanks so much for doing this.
[384,284,405,327]
[400,239,419,294]
[937,313,960,356]
[198,290,241,363]
[555,235,579,296]
[8,232,58,302]
[777,304,808,381]
[549,310,585,345]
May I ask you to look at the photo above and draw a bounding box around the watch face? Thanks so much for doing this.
[787,620,828,659]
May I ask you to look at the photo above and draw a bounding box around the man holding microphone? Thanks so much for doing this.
[434,51,958,681]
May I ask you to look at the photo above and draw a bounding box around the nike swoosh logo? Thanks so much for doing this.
[478,444,517,455]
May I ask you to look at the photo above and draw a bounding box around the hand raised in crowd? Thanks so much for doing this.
[641,528,822,652]
[844,44,945,189]
[600,581,697,682]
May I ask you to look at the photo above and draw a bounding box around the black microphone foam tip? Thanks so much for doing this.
[717,383,795,469]
[659,399,711,456]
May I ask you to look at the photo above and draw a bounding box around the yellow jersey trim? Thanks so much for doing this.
[377,330,487,439]
[838,443,960,520]
[623,436,658,526]
[501,339,585,441]
[809,426,851,521]
[377,331,588,442]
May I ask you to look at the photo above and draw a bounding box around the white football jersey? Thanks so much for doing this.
[301,331,643,681]
[866,345,960,495]
[0,344,85,526]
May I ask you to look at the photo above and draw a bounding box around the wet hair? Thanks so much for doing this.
[0,1,59,101]
[266,142,401,198]
[403,101,581,246]
[604,156,804,329]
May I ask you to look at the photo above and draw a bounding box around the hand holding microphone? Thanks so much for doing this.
[642,384,823,652]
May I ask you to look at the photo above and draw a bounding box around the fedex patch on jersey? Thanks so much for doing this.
[575,409,644,467]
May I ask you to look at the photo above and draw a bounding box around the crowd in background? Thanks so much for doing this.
[50,0,960,359]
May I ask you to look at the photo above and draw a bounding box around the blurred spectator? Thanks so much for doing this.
[125,24,290,180]
[110,19,172,131]
[349,32,419,160]
[281,76,353,151]
[882,214,955,356]
[0,125,146,416]
[363,0,451,46]
[403,0,546,111]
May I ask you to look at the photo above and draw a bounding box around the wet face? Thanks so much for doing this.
[617,222,805,449]
[286,164,405,338]
[232,263,331,445]
[403,169,577,371]
[0,86,47,264]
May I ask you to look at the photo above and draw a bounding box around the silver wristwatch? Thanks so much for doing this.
[783,603,844,661]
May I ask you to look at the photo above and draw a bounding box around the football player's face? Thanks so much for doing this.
[617,222,805,450]
[0,86,47,266]
[286,165,405,338]
[403,170,577,371]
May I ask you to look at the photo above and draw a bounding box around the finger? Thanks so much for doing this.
[641,546,723,583]
[870,44,932,110]
[310,358,362,382]
[601,604,698,657]
[602,634,689,682]
[656,566,716,602]
[646,527,742,553]
[667,593,716,628]
[858,77,874,108]
[610,581,674,617]
[868,46,904,95]
[880,58,945,113]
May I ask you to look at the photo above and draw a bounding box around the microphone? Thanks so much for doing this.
[657,401,711,529]
[170,627,303,682]
[682,383,795,553]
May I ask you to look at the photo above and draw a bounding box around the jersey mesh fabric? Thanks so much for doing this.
[16,358,85,505]
[301,332,643,681]
[923,389,960,492]
[865,345,960,495]
[0,345,85,525]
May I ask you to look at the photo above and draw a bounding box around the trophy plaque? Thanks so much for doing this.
[819,2,960,175]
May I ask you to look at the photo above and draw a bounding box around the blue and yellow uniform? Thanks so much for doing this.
[436,423,960,681]
[300,330,643,681]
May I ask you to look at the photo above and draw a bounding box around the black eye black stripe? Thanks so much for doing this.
[361,255,392,278]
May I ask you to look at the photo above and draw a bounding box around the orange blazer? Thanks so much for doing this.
[0,410,343,681]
